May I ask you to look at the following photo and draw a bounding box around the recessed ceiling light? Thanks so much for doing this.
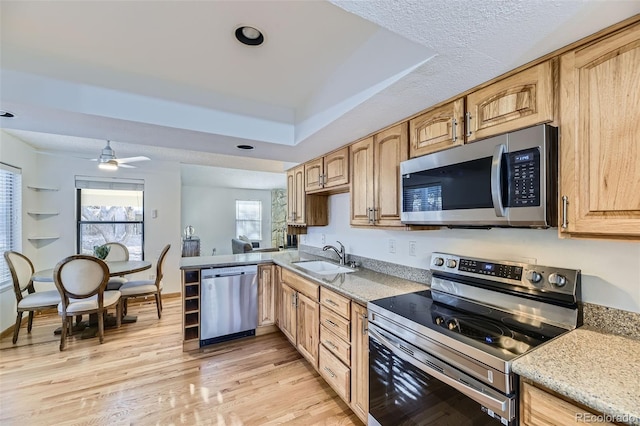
[237,144,254,150]
[0,110,15,118]
[235,26,264,46]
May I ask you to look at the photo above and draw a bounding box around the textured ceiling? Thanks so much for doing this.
[1,1,639,184]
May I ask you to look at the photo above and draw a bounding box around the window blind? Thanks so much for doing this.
[0,162,23,287]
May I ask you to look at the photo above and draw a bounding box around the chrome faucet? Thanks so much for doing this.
[323,240,346,265]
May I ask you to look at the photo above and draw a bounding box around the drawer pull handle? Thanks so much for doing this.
[324,298,339,307]
[325,319,338,328]
[325,340,338,350]
[324,367,336,378]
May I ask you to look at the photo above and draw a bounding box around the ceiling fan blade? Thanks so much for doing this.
[117,156,150,164]
[118,163,136,168]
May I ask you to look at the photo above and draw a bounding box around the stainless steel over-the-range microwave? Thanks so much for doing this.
[400,124,558,228]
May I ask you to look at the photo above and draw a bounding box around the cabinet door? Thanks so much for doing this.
[293,165,306,224]
[323,147,349,188]
[257,264,275,327]
[409,99,464,158]
[350,136,375,226]
[274,266,281,327]
[466,60,556,142]
[521,382,615,426]
[296,292,320,369]
[351,303,368,424]
[559,23,640,238]
[286,168,296,224]
[374,123,408,227]
[279,283,297,345]
[304,158,324,192]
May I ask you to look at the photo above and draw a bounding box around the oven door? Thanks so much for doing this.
[368,323,516,426]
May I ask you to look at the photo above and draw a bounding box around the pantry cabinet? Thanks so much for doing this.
[350,122,408,227]
[558,22,640,239]
[304,147,349,193]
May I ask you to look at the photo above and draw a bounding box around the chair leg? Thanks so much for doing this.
[116,301,122,328]
[59,315,68,351]
[159,292,163,312]
[27,311,35,333]
[12,311,23,344]
[98,311,105,344]
[123,299,128,316]
[155,293,162,319]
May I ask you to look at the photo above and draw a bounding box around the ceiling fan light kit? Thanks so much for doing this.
[98,159,118,171]
[94,140,150,170]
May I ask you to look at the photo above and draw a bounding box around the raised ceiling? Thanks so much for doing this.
[1,1,639,173]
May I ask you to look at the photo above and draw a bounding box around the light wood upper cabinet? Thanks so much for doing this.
[286,164,328,227]
[409,98,464,158]
[305,147,349,193]
[351,123,408,227]
[350,303,369,424]
[559,22,640,239]
[286,165,305,225]
[466,60,557,143]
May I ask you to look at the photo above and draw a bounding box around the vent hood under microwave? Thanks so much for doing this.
[400,124,558,228]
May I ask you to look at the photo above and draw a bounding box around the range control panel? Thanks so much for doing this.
[430,252,580,296]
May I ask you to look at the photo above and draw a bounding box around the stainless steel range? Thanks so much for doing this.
[368,252,581,426]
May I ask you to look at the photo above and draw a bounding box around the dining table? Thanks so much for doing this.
[33,259,152,338]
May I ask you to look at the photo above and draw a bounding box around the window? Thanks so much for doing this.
[1,163,22,287]
[76,177,144,260]
[236,200,262,241]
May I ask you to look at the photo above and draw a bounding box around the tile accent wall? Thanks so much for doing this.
[271,188,287,248]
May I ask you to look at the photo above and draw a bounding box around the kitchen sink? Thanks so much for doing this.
[292,260,355,275]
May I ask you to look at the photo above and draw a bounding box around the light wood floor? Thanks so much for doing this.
[0,297,361,425]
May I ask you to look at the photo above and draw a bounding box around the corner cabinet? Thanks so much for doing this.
[351,122,408,227]
[559,22,640,239]
[286,165,328,228]
[304,147,349,193]
[182,269,200,351]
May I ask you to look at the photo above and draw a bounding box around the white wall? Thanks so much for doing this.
[0,131,183,333]
[303,193,640,313]
[181,186,273,256]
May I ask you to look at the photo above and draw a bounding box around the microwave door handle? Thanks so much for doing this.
[491,144,506,217]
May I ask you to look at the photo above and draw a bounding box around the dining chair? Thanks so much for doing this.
[103,242,130,290]
[118,244,170,319]
[4,251,61,344]
[53,255,122,351]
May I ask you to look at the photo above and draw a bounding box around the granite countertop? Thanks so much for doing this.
[180,250,428,304]
[512,327,640,425]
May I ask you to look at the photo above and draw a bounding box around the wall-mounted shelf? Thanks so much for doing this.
[27,185,59,192]
[27,236,60,241]
[27,211,60,217]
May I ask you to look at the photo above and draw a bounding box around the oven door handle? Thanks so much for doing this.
[369,325,511,417]
[491,143,506,218]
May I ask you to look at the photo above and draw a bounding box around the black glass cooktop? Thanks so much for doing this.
[370,289,568,361]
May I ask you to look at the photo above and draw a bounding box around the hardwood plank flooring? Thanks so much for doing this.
[0,298,361,425]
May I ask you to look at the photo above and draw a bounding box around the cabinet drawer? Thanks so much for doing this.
[319,345,351,403]
[320,306,350,342]
[320,287,351,319]
[320,326,351,366]
[281,268,319,301]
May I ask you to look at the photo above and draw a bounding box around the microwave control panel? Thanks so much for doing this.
[507,148,540,207]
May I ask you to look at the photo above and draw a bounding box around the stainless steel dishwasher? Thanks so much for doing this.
[200,265,258,346]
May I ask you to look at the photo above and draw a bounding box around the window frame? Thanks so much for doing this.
[0,162,22,289]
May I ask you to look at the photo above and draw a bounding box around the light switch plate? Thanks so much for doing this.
[409,241,416,256]
[388,239,396,254]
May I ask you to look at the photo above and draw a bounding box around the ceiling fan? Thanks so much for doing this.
[94,141,150,170]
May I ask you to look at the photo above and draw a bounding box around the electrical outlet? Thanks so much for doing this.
[388,239,396,254]
[409,241,416,256]
[321,234,326,244]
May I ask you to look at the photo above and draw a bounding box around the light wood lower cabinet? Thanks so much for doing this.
[279,282,297,345]
[521,381,615,426]
[351,303,369,424]
[559,22,640,239]
[296,292,320,368]
[257,264,275,327]
[319,345,351,402]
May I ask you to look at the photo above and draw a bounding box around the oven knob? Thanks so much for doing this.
[446,320,458,331]
[548,273,567,287]
[435,316,445,326]
[446,259,457,268]
[433,257,445,267]
[526,270,542,284]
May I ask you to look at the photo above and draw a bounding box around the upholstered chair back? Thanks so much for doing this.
[104,242,129,261]
[4,251,35,295]
[54,255,109,299]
